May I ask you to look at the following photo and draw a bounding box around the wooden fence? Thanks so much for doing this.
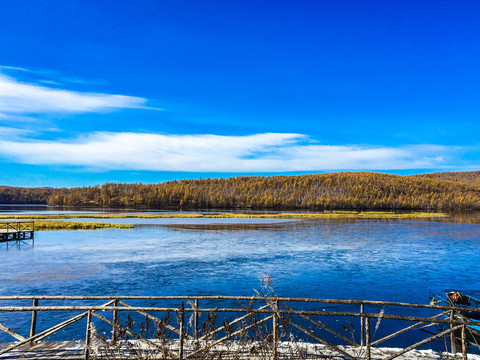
[0,296,478,359]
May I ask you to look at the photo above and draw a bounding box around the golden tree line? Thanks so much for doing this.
[40,171,480,210]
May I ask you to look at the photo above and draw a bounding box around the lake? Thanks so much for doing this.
[0,207,479,350]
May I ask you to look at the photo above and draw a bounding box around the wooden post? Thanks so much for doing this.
[450,310,457,354]
[365,316,371,360]
[462,324,467,360]
[194,298,199,340]
[84,310,92,360]
[272,299,279,360]
[360,303,365,347]
[178,302,185,360]
[112,299,118,344]
[30,298,38,339]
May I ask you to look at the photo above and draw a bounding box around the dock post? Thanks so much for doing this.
[194,298,199,340]
[272,299,279,360]
[365,316,371,360]
[84,310,92,360]
[450,310,457,354]
[178,302,185,360]
[360,303,365,347]
[112,299,118,344]
[461,324,467,360]
[29,298,38,339]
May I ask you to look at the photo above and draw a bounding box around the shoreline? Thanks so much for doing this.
[0,211,450,220]
[0,211,451,231]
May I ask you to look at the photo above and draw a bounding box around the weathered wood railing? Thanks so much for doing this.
[0,296,478,359]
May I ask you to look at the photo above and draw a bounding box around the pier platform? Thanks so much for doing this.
[0,221,34,243]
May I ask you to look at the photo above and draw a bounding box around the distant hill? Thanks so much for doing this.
[414,171,480,186]
[2,171,480,211]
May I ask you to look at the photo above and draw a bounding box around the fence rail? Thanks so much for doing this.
[0,296,477,359]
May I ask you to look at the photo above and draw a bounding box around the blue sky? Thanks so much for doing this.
[0,0,479,187]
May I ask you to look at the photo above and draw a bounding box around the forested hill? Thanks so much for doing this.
[3,171,477,211]
[414,171,480,185]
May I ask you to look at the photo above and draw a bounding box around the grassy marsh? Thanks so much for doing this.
[0,211,449,220]
[1,212,450,231]
[34,221,134,231]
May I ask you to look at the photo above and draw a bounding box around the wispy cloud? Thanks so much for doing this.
[0,73,149,115]
[0,65,29,72]
[0,126,35,137]
[0,132,467,172]
[0,65,106,86]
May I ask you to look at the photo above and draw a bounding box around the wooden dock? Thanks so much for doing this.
[0,221,34,243]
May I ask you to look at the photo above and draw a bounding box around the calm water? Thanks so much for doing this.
[1,209,480,349]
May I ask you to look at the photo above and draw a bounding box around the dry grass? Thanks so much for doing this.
[34,220,134,231]
[0,211,449,220]
[90,276,319,360]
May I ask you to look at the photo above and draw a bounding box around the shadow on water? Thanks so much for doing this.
[133,217,384,232]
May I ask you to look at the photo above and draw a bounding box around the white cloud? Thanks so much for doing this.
[0,132,463,172]
[0,74,149,115]
[0,126,35,137]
